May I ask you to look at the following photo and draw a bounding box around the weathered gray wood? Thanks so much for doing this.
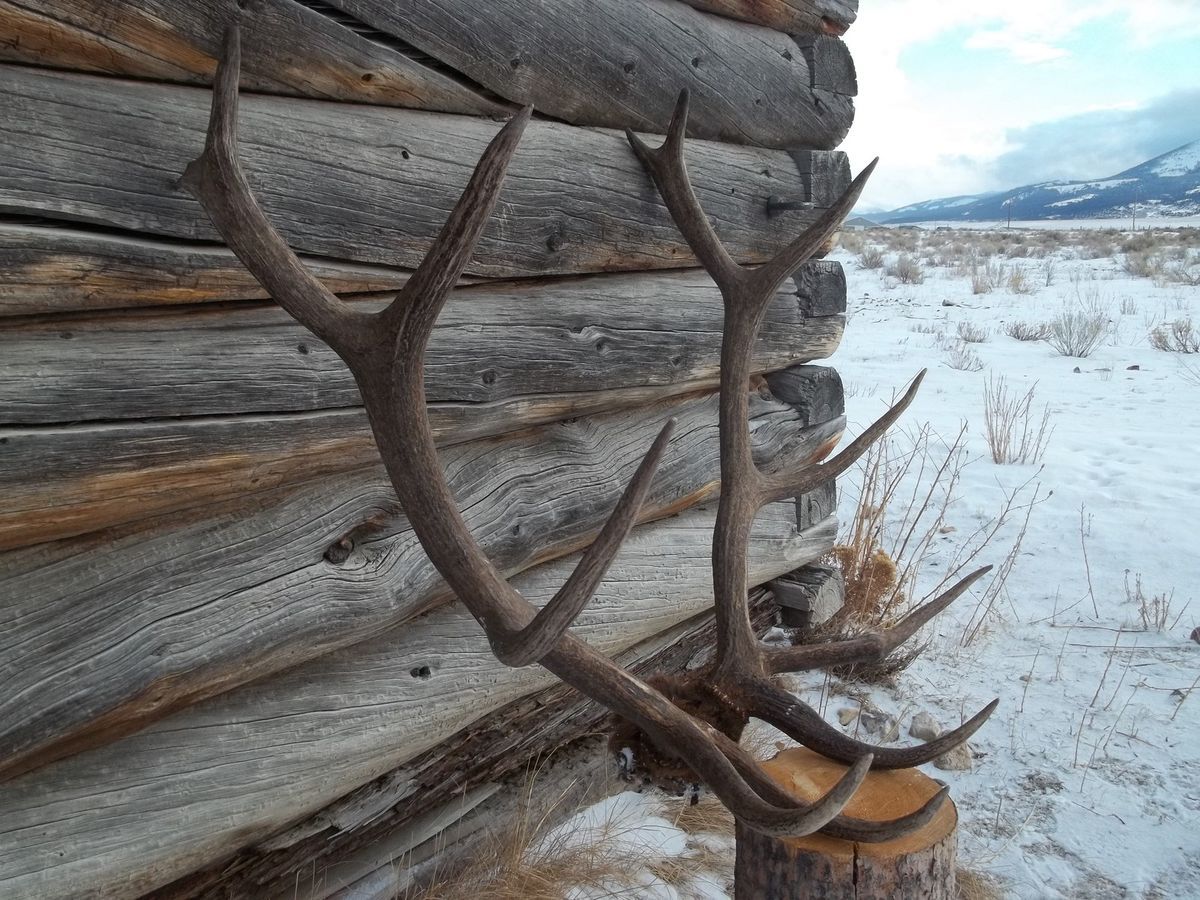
[325,0,854,150]
[0,502,834,899]
[770,563,844,626]
[791,33,858,95]
[0,64,849,278]
[294,593,776,900]
[0,384,843,782]
[213,593,774,900]
[0,221,425,315]
[766,363,845,424]
[0,0,509,115]
[0,269,842,424]
[0,221,845,317]
[674,0,858,35]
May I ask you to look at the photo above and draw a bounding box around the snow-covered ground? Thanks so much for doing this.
[532,224,1200,899]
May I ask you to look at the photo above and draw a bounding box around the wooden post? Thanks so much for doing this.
[734,748,957,899]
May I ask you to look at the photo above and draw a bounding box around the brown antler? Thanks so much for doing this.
[183,24,993,843]
[619,89,997,779]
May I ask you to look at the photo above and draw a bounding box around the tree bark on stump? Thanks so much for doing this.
[734,748,957,899]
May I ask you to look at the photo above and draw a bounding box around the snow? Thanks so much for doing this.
[1151,142,1200,178]
[553,223,1199,899]
[1043,179,1134,196]
[1048,193,1097,207]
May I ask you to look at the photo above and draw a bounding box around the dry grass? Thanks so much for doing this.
[858,246,885,269]
[410,770,739,899]
[887,253,925,284]
[827,422,967,630]
[1124,571,1181,633]
[957,867,1005,899]
[1007,266,1035,295]
[1149,318,1200,353]
[983,375,1053,465]
[1047,305,1108,358]
[945,343,985,371]
[956,322,989,343]
[1003,320,1051,342]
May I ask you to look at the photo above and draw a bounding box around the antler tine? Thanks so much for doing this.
[743,678,999,770]
[766,566,993,674]
[760,368,926,504]
[705,726,952,843]
[687,719,874,837]
[180,24,364,354]
[626,91,741,294]
[382,105,533,341]
[492,418,676,666]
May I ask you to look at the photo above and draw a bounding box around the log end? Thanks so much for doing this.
[735,747,957,899]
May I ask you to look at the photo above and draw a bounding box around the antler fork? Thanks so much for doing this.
[182,24,994,842]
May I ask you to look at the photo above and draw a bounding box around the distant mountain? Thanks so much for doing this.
[875,140,1200,223]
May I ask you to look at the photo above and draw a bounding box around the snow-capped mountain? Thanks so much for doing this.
[875,140,1200,223]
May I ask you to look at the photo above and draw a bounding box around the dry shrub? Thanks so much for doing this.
[945,343,985,371]
[1007,266,1035,295]
[1125,571,1179,632]
[1122,251,1165,279]
[887,253,925,284]
[838,230,865,253]
[825,422,967,635]
[1149,318,1200,353]
[1048,305,1108,358]
[830,545,899,623]
[1164,257,1200,286]
[956,322,989,343]
[858,246,885,269]
[971,270,993,295]
[983,375,1053,465]
[1003,320,1051,342]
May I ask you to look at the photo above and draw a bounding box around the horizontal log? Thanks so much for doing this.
[0,0,510,115]
[0,381,844,782]
[0,0,854,149]
[328,0,854,149]
[0,267,844,424]
[0,501,834,899]
[0,265,845,547]
[0,64,849,279]
[0,221,425,316]
[677,0,858,36]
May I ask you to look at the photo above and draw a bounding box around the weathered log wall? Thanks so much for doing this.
[0,0,859,895]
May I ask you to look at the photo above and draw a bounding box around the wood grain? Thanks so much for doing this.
[0,0,509,114]
[153,593,778,899]
[675,0,858,35]
[326,0,855,149]
[0,64,849,279]
[0,503,834,899]
[735,747,958,899]
[0,269,843,424]
[0,382,844,784]
[0,221,421,315]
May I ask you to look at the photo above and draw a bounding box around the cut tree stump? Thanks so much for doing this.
[734,747,957,899]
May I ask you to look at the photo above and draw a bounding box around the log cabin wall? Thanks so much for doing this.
[0,1,858,896]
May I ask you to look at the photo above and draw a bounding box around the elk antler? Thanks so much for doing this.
[615,90,997,782]
[183,24,994,843]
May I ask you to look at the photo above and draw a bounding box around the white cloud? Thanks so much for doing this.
[838,0,1200,208]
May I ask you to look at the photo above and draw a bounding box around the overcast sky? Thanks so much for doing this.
[840,0,1200,210]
